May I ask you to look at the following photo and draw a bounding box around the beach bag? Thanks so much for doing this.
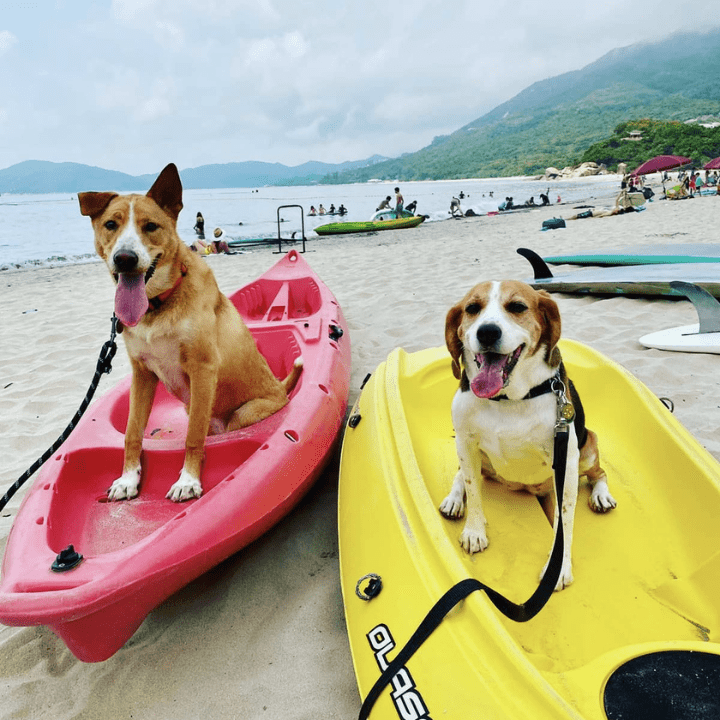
[541,217,566,231]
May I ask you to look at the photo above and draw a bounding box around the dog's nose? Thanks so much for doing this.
[113,250,139,273]
[476,323,502,348]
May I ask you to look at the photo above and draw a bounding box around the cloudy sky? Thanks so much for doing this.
[1,0,718,175]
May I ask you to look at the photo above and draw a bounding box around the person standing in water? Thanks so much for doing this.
[194,212,205,239]
[394,187,404,216]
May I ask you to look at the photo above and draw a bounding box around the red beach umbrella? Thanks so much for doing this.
[631,155,692,176]
[703,156,720,170]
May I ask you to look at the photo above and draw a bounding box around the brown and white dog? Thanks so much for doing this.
[79,163,302,502]
[440,280,616,590]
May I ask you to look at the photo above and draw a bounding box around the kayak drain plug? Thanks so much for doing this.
[52,545,83,572]
[356,573,383,601]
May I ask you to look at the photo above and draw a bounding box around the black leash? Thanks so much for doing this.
[358,385,573,720]
[0,316,119,515]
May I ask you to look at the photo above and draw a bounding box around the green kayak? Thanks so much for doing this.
[315,215,425,236]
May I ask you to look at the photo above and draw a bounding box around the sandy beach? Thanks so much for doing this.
[1,185,719,719]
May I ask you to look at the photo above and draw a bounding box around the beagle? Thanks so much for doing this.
[440,280,616,590]
[79,163,302,502]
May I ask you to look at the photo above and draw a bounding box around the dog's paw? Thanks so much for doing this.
[439,491,465,519]
[107,468,141,501]
[459,527,488,554]
[166,470,203,502]
[541,557,574,591]
[589,481,617,513]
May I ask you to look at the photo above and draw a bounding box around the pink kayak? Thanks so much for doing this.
[0,250,350,661]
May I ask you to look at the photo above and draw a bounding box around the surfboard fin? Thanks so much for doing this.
[670,281,720,334]
[517,248,554,279]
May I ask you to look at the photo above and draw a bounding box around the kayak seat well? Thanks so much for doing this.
[231,278,322,322]
[45,439,262,556]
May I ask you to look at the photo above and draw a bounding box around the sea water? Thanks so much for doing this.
[0,175,621,270]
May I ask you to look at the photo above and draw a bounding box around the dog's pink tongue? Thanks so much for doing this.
[470,354,505,398]
[115,273,149,327]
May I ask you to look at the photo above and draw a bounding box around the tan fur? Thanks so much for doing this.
[79,164,301,501]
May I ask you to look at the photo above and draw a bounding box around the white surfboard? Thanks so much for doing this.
[639,324,720,354]
[639,281,720,354]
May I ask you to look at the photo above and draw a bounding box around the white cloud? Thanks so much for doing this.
[111,0,156,23]
[0,30,18,55]
[282,31,307,59]
[1,0,719,174]
[134,96,172,122]
[156,21,185,47]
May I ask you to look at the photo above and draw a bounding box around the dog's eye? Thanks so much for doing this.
[144,222,159,232]
[506,301,528,314]
[465,302,481,315]
[104,220,118,231]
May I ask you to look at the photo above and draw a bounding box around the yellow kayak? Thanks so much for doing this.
[339,341,720,719]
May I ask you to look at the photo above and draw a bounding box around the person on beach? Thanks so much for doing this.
[450,197,462,217]
[394,187,404,216]
[190,237,213,254]
[539,190,550,206]
[191,228,234,255]
[376,196,392,211]
[212,227,232,253]
[194,212,205,239]
[614,176,633,210]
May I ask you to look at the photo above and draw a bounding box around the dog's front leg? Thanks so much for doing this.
[453,436,489,554]
[166,363,217,502]
[109,362,159,500]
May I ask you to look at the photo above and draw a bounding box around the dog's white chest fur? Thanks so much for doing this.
[124,324,191,405]
[452,389,556,487]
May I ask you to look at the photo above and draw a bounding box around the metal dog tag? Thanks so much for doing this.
[560,403,575,422]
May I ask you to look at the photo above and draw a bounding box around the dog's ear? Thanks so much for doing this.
[445,303,465,380]
[537,290,562,358]
[146,163,183,221]
[78,192,118,219]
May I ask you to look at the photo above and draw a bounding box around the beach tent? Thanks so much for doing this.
[631,155,692,176]
[703,156,720,170]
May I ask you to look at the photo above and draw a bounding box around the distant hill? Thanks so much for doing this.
[0,155,389,194]
[322,27,720,183]
[0,161,144,194]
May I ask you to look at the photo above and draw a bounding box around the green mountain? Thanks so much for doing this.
[579,118,720,170]
[322,28,720,183]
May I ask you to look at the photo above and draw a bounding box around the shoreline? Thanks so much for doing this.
[1,177,626,274]
[1,190,720,718]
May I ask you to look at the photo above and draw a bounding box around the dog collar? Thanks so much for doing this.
[488,372,560,402]
[148,263,187,311]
